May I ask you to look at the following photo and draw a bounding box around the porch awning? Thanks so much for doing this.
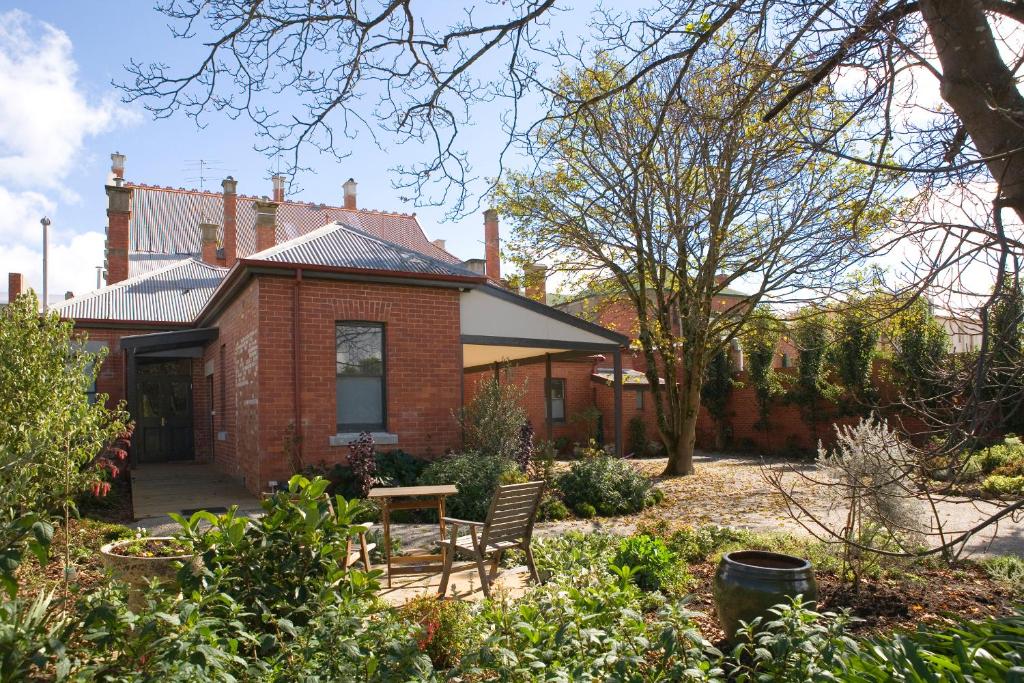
[459,285,627,369]
[592,368,664,388]
[121,327,219,357]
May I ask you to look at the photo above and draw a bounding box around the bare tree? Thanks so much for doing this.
[495,47,898,475]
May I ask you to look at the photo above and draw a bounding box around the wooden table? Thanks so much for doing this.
[368,484,458,587]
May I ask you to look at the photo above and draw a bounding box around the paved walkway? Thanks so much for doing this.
[134,453,1024,558]
[131,462,260,522]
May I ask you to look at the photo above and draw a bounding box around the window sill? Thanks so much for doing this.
[329,432,399,447]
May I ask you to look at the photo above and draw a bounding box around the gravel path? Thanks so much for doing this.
[137,452,1024,558]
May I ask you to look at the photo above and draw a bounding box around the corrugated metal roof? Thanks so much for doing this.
[250,223,479,278]
[52,258,227,323]
[125,184,461,278]
[128,252,200,275]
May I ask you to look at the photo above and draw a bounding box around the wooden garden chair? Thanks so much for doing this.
[437,480,545,598]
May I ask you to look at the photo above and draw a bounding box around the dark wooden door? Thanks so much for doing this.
[137,359,194,463]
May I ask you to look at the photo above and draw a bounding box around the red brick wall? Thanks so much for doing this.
[248,275,464,491]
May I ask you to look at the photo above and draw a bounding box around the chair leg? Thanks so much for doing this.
[359,532,371,570]
[524,545,540,584]
[489,549,503,583]
[437,543,455,598]
[475,550,491,598]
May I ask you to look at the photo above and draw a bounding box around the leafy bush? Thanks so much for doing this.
[529,531,618,576]
[981,474,1024,497]
[399,596,477,669]
[982,555,1024,598]
[374,449,426,487]
[419,452,526,521]
[458,375,527,460]
[729,598,859,681]
[557,453,653,516]
[537,495,569,521]
[638,521,751,564]
[839,610,1024,680]
[612,534,687,593]
[347,431,378,497]
[453,564,723,680]
[627,415,649,457]
[964,439,1024,479]
[575,502,596,518]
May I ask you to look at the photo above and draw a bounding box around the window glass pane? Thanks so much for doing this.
[636,389,644,410]
[336,323,385,429]
[337,376,383,428]
[548,379,566,421]
[336,324,383,376]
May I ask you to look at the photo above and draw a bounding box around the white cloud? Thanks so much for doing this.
[0,9,136,301]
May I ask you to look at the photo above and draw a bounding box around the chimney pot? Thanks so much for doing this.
[64,291,74,301]
[343,178,357,210]
[483,209,500,280]
[110,151,125,179]
[272,174,286,203]
[200,222,220,265]
[7,273,24,304]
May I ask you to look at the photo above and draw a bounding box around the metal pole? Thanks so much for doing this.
[40,217,50,311]
[96,266,103,289]
[545,353,553,440]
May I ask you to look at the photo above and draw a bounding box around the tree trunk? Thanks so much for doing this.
[920,0,1024,220]
[663,370,701,476]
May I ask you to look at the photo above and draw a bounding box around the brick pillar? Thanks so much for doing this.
[105,179,132,285]
[8,273,23,303]
[524,262,547,303]
[484,208,500,280]
[343,178,357,209]
[255,198,278,253]
[222,176,238,266]
[200,222,220,265]
[272,174,285,203]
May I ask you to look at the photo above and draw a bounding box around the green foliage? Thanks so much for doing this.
[982,555,1024,598]
[838,610,1024,681]
[419,452,526,521]
[980,474,1024,497]
[529,531,619,576]
[788,308,840,437]
[557,453,653,516]
[988,280,1024,434]
[744,308,786,431]
[701,348,736,447]
[537,495,569,521]
[458,375,528,460]
[453,564,723,681]
[374,449,426,487]
[890,298,949,401]
[963,439,1024,480]
[0,292,129,596]
[729,598,859,682]
[575,502,596,518]
[627,415,650,457]
[830,303,880,410]
[638,521,751,565]
[399,596,476,669]
[613,534,686,593]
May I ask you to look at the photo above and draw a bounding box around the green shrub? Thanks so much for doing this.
[458,376,527,460]
[375,449,426,487]
[964,440,1024,479]
[839,610,1024,680]
[557,453,653,516]
[612,534,684,593]
[419,453,526,521]
[639,521,751,564]
[575,502,596,518]
[399,596,477,669]
[627,415,649,457]
[528,531,618,576]
[729,597,858,681]
[982,555,1024,598]
[537,495,569,521]
[981,474,1024,497]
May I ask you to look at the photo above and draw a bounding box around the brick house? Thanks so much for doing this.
[29,154,628,495]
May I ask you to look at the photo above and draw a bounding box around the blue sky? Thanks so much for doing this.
[0,2,572,302]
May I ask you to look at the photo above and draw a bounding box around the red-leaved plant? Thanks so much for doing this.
[348,431,378,498]
[88,425,133,497]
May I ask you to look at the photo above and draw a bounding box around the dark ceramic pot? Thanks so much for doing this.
[713,550,817,640]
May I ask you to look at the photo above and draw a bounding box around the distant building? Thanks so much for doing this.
[935,313,983,354]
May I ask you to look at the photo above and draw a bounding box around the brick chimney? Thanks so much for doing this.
[221,176,238,266]
[255,198,278,253]
[343,178,357,210]
[432,238,446,251]
[272,174,286,203]
[64,291,74,300]
[105,168,132,285]
[484,209,500,280]
[200,222,220,265]
[524,263,547,303]
[8,273,23,304]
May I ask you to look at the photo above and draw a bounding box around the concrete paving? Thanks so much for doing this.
[378,565,532,606]
[130,462,260,522]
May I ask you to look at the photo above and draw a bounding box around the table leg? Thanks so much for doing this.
[438,495,447,570]
[383,499,392,588]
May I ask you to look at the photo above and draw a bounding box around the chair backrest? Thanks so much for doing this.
[480,480,545,549]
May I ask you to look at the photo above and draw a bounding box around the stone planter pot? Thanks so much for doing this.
[713,550,817,640]
[100,537,196,610]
